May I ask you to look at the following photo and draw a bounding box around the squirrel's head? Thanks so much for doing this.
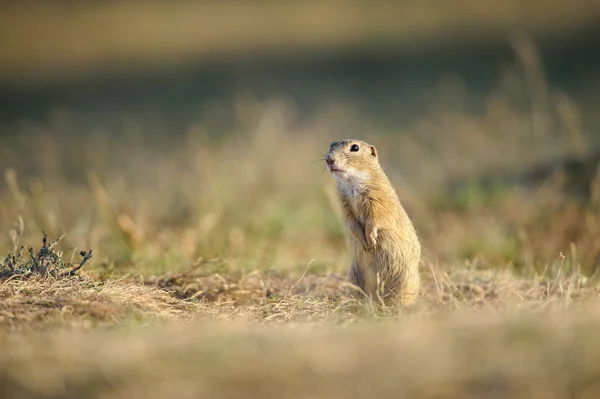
[325,139,380,183]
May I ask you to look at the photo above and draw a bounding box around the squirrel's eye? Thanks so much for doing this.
[350,144,359,152]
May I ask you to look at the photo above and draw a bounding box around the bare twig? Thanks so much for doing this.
[286,259,314,298]
[28,246,38,274]
[69,246,78,266]
[49,233,67,250]
[3,255,14,272]
[69,250,93,276]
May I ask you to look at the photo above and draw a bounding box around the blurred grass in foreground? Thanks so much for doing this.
[3,305,600,399]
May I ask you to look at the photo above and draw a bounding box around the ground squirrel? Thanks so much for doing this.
[325,139,421,306]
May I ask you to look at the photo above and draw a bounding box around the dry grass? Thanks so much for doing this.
[0,277,197,332]
[1,247,599,398]
[2,255,599,330]
[0,231,195,331]
[142,266,600,326]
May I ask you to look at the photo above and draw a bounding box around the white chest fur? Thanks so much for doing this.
[336,168,370,199]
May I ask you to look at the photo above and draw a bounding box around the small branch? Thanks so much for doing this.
[28,246,38,273]
[48,233,66,250]
[69,250,93,275]
[3,255,14,271]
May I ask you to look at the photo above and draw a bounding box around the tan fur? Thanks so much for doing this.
[325,139,421,306]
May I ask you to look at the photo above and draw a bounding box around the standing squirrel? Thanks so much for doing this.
[325,139,421,306]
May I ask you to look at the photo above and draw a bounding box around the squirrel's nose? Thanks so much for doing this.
[325,156,334,165]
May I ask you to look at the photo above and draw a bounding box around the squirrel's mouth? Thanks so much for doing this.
[328,167,345,173]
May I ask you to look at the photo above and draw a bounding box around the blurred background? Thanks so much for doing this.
[1,0,600,278]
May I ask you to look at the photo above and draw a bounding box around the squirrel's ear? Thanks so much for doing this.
[370,145,377,158]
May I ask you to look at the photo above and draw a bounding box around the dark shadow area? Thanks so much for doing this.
[1,23,599,132]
